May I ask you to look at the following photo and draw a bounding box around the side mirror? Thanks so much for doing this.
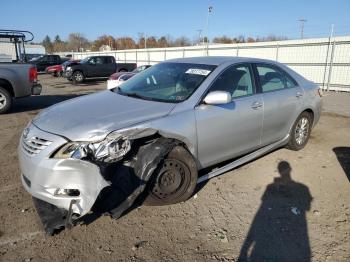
[203,91,231,105]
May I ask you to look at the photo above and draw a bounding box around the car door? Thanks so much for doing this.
[94,56,107,76]
[254,63,304,146]
[104,56,116,76]
[195,64,263,168]
[85,57,98,77]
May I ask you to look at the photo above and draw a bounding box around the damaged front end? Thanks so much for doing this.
[19,123,178,234]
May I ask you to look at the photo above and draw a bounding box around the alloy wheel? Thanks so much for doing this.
[295,117,310,145]
[0,93,6,110]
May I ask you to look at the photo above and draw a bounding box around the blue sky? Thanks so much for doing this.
[1,0,349,42]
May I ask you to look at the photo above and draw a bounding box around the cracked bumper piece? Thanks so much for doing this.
[18,124,109,218]
[32,197,70,235]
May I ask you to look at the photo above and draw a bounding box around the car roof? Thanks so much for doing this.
[166,56,279,66]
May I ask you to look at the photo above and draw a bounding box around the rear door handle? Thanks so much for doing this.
[251,101,262,109]
[296,92,303,98]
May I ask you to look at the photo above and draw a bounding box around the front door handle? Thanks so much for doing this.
[296,91,303,98]
[251,101,262,109]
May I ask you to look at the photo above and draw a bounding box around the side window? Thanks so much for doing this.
[95,57,104,65]
[105,57,114,64]
[209,65,254,98]
[42,56,49,62]
[257,64,296,92]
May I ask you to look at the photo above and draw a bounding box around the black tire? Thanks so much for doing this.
[54,71,60,77]
[144,146,198,206]
[0,87,12,114]
[286,111,313,151]
[72,71,84,84]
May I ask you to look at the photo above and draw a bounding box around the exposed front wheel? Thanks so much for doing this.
[0,87,12,114]
[144,146,198,205]
[286,111,313,151]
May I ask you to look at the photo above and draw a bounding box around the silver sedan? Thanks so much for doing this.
[18,56,322,233]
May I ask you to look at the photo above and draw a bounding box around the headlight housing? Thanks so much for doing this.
[53,142,90,159]
[66,66,72,71]
[52,132,131,163]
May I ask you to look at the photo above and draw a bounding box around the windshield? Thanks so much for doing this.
[115,62,216,103]
[80,57,90,64]
[62,60,71,66]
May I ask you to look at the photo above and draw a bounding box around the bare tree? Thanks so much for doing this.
[67,33,90,52]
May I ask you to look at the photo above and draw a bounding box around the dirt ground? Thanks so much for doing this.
[0,75,349,261]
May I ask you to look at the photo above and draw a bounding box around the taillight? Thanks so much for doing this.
[29,66,38,83]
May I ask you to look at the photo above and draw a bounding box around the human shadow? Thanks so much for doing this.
[333,147,350,181]
[238,161,313,262]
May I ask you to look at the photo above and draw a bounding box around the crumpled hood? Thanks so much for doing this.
[33,91,176,141]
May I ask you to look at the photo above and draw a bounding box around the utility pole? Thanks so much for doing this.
[299,19,307,39]
[206,6,213,55]
[137,32,147,49]
[196,29,202,45]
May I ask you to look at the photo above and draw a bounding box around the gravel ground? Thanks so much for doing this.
[0,75,349,262]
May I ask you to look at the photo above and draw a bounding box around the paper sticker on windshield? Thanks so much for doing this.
[185,68,211,76]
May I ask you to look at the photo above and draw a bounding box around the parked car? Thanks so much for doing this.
[0,63,41,113]
[0,29,42,114]
[65,56,137,83]
[107,65,151,89]
[30,55,69,72]
[18,57,322,234]
[46,60,80,77]
[45,64,63,77]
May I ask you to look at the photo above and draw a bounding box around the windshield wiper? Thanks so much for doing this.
[124,92,151,100]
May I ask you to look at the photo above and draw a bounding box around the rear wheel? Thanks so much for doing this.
[0,87,12,114]
[286,111,313,151]
[72,71,84,83]
[144,146,198,206]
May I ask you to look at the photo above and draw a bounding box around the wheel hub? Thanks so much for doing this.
[75,73,83,81]
[152,159,187,199]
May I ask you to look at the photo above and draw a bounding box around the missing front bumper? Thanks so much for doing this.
[33,197,78,235]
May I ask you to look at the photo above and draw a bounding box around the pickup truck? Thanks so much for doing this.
[30,55,69,72]
[0,63,42,114]
[65,56,137,83]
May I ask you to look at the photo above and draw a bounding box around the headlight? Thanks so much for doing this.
[94,137,131,162]
[66,66,72,71]
[52,133,131,163]
[53,142,89,159]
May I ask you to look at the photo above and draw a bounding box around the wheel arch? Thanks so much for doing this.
[302,108,315,126]
[0,78,15,97]
[72,69,85,77]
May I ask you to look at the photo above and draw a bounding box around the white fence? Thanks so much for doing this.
[63,36,350,92]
